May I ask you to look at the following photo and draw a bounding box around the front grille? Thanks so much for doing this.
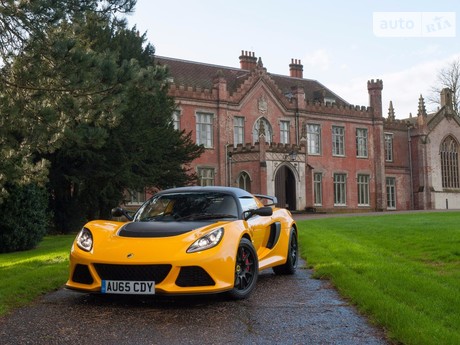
[176,266,215,287]
[72,264,94,284]
[94,264,172,283]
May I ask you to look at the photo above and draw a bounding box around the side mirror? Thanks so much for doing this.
[111,207,134,221]
[244,206,273,220]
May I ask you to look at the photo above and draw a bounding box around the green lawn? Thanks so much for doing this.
[2,213,460,345]
[297,212,460,345]
[0,235,74,316]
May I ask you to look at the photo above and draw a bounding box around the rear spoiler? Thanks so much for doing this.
[254,194,278,206]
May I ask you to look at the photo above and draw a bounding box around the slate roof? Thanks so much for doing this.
[155,56,350,106]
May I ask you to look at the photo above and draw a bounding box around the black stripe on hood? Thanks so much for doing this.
[118,221,213,238]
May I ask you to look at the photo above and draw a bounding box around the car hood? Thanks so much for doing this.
[118,220,216,238]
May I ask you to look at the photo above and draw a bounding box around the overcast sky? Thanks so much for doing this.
[126,0,460,119]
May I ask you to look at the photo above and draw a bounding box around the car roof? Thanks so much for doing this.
[156,186,254,199]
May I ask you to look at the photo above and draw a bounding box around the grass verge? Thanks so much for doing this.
[297,212,460,345]
[0,235,74,317]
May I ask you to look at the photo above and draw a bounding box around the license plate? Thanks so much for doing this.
[101,280,155,294]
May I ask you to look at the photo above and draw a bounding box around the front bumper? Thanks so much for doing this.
[65,243,236,295]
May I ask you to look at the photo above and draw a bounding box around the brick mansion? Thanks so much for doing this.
[148,51,460,212]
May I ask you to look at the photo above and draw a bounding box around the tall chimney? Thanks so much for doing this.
[239,51,257,70]
[289,59,303,78]
[440,88,453,108]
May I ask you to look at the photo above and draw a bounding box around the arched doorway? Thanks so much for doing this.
[275,165,296,210]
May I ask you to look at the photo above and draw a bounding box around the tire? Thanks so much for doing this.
[227,238,258,300]
[273,227,298,275]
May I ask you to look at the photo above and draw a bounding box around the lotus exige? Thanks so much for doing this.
[66,186,298,299]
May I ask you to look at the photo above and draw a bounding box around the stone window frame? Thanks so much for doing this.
[440,135,460,189]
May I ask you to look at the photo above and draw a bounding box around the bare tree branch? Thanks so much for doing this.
[428,58,460,115]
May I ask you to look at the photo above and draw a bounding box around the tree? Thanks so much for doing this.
[429,58,460,115]
[0,0,135,63]
[0,183,49,253]
[0,1,136,251]
[0,17,124,202]
[0,1,136,202]
[1,1,204,234]
[40,16,203,232]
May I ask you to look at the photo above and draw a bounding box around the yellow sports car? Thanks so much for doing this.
[66,186,298,299]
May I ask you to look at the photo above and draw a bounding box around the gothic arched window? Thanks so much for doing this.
[237,172,251,192]
[441,136,460,189]
[252,117,273,144]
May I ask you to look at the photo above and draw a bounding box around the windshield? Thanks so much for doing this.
[134,192,239,222]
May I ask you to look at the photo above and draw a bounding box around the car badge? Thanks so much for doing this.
[127,253,134,258]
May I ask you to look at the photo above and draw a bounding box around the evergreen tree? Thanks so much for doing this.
[0,1,136,249]
[1,2,203,234]
[41,16,203,232]
[0,0,135,61]
[0,1,136,201]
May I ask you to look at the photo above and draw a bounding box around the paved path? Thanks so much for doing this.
[0,259,387,345]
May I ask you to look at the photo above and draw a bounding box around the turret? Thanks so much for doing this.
[367,79,383,118]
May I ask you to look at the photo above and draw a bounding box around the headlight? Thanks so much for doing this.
[187,228,224,253]
[76,227,93,252]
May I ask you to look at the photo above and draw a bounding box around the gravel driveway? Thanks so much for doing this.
[0,257,388,345]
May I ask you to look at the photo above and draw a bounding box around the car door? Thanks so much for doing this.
[240,196,274,255]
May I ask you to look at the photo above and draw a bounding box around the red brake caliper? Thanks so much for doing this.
[243,249,250,271]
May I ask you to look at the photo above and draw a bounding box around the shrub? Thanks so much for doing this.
[0,183,49,253]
